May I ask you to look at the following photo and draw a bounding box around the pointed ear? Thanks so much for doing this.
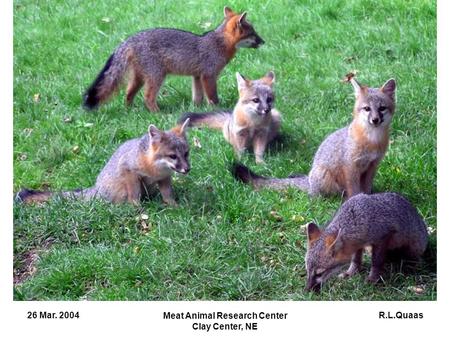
[238,12,247,25]
[148,124,161,142]
[306,222,321,245]
[349,77,363,97]
[224,6,234,18]
[179,118,190,135]
[380,78,396,99]
[325,229,343,254]
[262,71,275,86]
[236,72,249,91]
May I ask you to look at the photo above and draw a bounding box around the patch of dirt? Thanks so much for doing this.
[13,238,54,285]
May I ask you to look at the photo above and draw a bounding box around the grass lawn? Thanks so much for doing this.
[13,0,436,300]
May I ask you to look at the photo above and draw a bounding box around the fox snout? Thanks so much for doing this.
[253,33,265,48]
[369,113,384,126]
[178,167,190,174]
[305,276,321,293]
[175,162,190,174]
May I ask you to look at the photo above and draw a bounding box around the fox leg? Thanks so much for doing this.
[233,130,248,159]
[143,75,164,112]
[367,241,389,283]
[268,109,281,142]
[339,249,363,278]
[125,70,143,106]
[361,160,380,194]
[253,130,269,164]
[343,167,362,198]
[201,74,219,105]
[192,76,204,105]
[125,175,141,205]
[157,177,177,206]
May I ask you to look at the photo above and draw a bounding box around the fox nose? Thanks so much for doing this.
[180,167,190,174]
[371,117,380,125]
[264,108,271,114]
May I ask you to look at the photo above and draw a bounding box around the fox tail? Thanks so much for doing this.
[178,111,231,130]
[83,46,130,110]
[232,163,310,191]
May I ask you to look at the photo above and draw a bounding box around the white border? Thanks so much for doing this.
[1,0,448,337]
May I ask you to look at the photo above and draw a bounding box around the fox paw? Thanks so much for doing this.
[164,199,178,207]
[366,274,381,284]
[338,272,350,279]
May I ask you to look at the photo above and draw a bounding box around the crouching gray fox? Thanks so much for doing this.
[17,120,191,206]
[233,74,396,198]
[305,192,428,292]
[83,6,264,111]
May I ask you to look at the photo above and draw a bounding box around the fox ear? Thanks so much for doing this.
[238,12,247,25]
[325,228,343,254]
[349,77,363,97]
[224,6,234,18]
[148,124,161,141]
[262,71,275,86]
[236,72,249,91]
[380,78,396,99]
[306,222,321,245]
[179,118,190,135]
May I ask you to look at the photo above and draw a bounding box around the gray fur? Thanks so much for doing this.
[305,192,428,291]
[234,78,396,197]
[84,8,264,111]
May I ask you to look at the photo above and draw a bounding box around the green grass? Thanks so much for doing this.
[13,0,436,300]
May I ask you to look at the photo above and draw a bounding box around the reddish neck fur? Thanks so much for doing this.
[221,15,242,60]
[350,90,390,152]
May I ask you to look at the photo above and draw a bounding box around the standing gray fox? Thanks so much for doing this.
[17,120,191,206]
[179,71,280,163]
[305,192,428,292]
[83,6,264,112]
[233,74,396,198]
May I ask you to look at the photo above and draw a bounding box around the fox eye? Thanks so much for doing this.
[252,98,260,103]
[267,97,273,104]
[184,151,189,158]
[168,154,177,160]
[363,106,371,112]
[379,106,387,112]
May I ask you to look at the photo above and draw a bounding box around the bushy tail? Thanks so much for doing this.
[232,163,310,191]
[83,49,128,110]
[16,188,95,204]
[15,189,53,204]
[178,111,231,130]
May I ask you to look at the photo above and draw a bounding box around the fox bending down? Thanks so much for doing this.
[179,71,280,163]
[17,120,191,206]
[305,192,428,292]
[83,6,264,112]
[233,75,396,197]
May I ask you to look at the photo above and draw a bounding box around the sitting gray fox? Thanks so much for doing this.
[305,192,428,292]
[83,6,264,111]
[17,120,191,206]
[179,71,280,163]
[233,74,396,198]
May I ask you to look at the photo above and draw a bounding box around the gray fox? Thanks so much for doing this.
[179,71,280,163]
[83,6,264,112]
[16,120,191,205]
[305,192,428,292]
[233,74,396,198]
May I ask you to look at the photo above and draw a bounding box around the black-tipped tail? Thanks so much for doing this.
[231,163,262,184]
[83,53,115,110]
[232,164,310,191]
[15,189,52,204]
